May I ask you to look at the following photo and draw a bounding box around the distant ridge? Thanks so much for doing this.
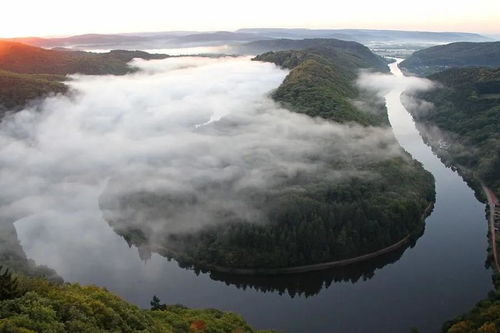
[2,29,490,51]
[239,38,389,72]
[0,41,168,75]
[237,28,490,43]
[399,41,500,76]
[0,41,168,112]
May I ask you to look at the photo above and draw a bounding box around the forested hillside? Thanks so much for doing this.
[254,50,388,126]
[399,41,500,76]
[404,66,500,197]
[238,38,389,73]
[0,41,169,114]
[0,70,67,113]
[101,45,435,272]
[404,66,500,332]
[0,41,168,75]
[0,268,274,333]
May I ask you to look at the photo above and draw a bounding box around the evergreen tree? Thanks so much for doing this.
[150,295,162,310]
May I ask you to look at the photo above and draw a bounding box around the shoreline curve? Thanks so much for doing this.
[169,201,434,276]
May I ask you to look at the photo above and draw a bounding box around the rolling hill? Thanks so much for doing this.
[236,38,390,72]
[0,70,67,113]
[403,66,500,198]
[399,41,500,76]
[0,41,168,75]
[237,28,490,43]
[0,271,274,332]
[0,41,169,112]
[4,29,490,51]
[253,50,387,125]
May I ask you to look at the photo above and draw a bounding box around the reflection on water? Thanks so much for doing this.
[205,233,421,298]
[12,59,493,333]
[106,208,426,298]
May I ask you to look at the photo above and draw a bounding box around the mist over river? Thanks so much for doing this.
[7,58,493,332]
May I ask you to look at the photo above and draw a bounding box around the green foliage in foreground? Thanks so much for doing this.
[0,266,20,300]
[0,69,67,113]
[0,275,274,333]
[150,304,276,333]
[442,275,500,333]
[409,67,500,197]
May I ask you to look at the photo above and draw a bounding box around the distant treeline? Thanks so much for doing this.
[0,41,169,113]
[399,41,500,76]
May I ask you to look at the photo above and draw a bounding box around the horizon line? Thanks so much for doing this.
[3,27,498,40]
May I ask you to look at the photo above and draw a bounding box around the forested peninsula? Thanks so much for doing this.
[102,39,435,273]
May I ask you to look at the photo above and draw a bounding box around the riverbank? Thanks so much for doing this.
[159,202,434,276]
[484,185,500,272]
[0,272,276,333]
[441,185,500,333]
[209,234,413,275]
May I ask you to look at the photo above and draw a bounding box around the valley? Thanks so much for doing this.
[0,34,497,332]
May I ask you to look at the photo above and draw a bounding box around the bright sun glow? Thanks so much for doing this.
[2,0,500,37]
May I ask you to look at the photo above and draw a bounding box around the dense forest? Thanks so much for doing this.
[0,41,168,75]
[253,50,388,126]
[0,69,67,114]
[203,233,421,297]
[0,267,273,333]
[404,66,500,197]
[101,45,435,271]
[399,41,500,76]
[238,38,390,73]
[0,41,171,114]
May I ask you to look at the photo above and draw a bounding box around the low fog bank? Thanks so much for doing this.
[0,56,416,263]
[353,63,438,154]
[356,69,435,97]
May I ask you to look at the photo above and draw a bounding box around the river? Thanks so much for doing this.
[13,59,493,332]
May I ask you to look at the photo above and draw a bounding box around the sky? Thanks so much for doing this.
[2,0,500,38]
